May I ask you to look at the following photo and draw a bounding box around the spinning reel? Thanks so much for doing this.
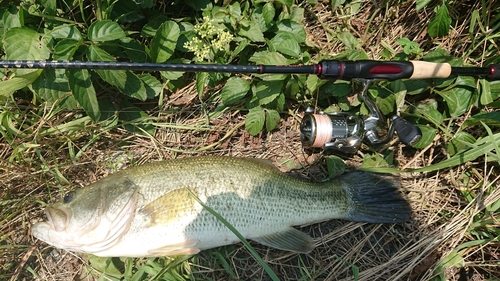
[300,79,422,154]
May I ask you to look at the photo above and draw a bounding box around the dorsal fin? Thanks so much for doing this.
[243,157,278,170]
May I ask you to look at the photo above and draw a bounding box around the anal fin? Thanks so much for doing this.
[147,240,200,257]
[252,228,315,254]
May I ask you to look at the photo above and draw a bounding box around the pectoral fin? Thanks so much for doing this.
[252,228,315,254]
[140,188,198,226]
[147,240,200,256]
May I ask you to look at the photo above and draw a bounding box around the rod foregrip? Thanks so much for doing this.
[410,61,452,79]
[319,60,414,80]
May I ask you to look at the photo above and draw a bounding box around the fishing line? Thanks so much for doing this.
[310,114,333,148]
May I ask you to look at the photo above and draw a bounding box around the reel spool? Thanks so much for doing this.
[300,109,364,154]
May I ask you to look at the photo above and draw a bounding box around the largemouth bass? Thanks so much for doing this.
[32,156,410,257]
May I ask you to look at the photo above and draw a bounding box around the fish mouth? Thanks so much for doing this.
[45,206,72,232]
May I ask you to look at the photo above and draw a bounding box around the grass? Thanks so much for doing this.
[1,0,500,280]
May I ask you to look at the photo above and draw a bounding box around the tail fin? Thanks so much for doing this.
[340,171,411,223]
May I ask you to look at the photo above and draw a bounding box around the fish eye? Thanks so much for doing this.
[63,191,75,203]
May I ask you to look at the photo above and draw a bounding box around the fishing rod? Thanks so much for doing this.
[2,59,499,154]
[1,60,499,80]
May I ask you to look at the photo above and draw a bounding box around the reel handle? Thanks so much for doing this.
[391,116,422,146]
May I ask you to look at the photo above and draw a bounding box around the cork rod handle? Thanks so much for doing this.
[410,61,452,79]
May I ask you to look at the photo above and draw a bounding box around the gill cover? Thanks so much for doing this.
[33,177,140,253]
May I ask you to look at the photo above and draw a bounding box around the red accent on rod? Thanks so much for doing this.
[369,65,403,74]
[339,61,344,78]
[490,65,496,77]
[316,64,322,75]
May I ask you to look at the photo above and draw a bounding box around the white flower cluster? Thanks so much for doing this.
[184,16,233,61]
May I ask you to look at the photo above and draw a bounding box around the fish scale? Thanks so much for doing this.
[32,156,411,257]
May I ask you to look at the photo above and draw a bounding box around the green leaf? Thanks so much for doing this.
[404,80,430,95]
[416,0,433,11]
[139,74,163,99]
[221,77,251,105]
[2,7,23,30]
[0,70,42,96]
[160,71,184,81]
[67,69,101,121]
[262,3,275,24]
[150,21,180,63]
[331,0,347,9]
[184,0,211,11]
[275,20,306,43]
[423,48,461,65]
[274,93,286,112]
[48,24,82,40]
[141,15,170,37]
[269,32,300,58]
[306,75,321,93]
[228,2,242,20]
[370,87,395,115]
[290,7,305,23]
[87,46,147,100]
[488,80,500,103]
[32,69,78,109]
[446,132,476,156]
[276,0,293,7]
[427,4,451,38]
[119,38,148,62]
[361,151,394,169]
[265,109,280,131]
[439,250,465,268]
[325,155,346,178]
[416,101,443,126]
[344,49,369,60]
[463,111,500,128]
[320,81,352,97]
[412,126,437,149]
[3,27,51,74]
[254,80,283,105]
[119,100,154,136]
[238,20,265,42]
[196,72,209,99]
[111,0,145,23]
[53,39,80,60]
[249,51,289,65]
[479,79,493,105]
[245,108,265,136]
[40,0,57,13]
[337,30,360,50]
[88,256,124,278]
[438,77,475,118]
[88,20,126,42]
[251,7,268,33]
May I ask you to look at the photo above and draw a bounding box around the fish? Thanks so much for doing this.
[32,156,411,257]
